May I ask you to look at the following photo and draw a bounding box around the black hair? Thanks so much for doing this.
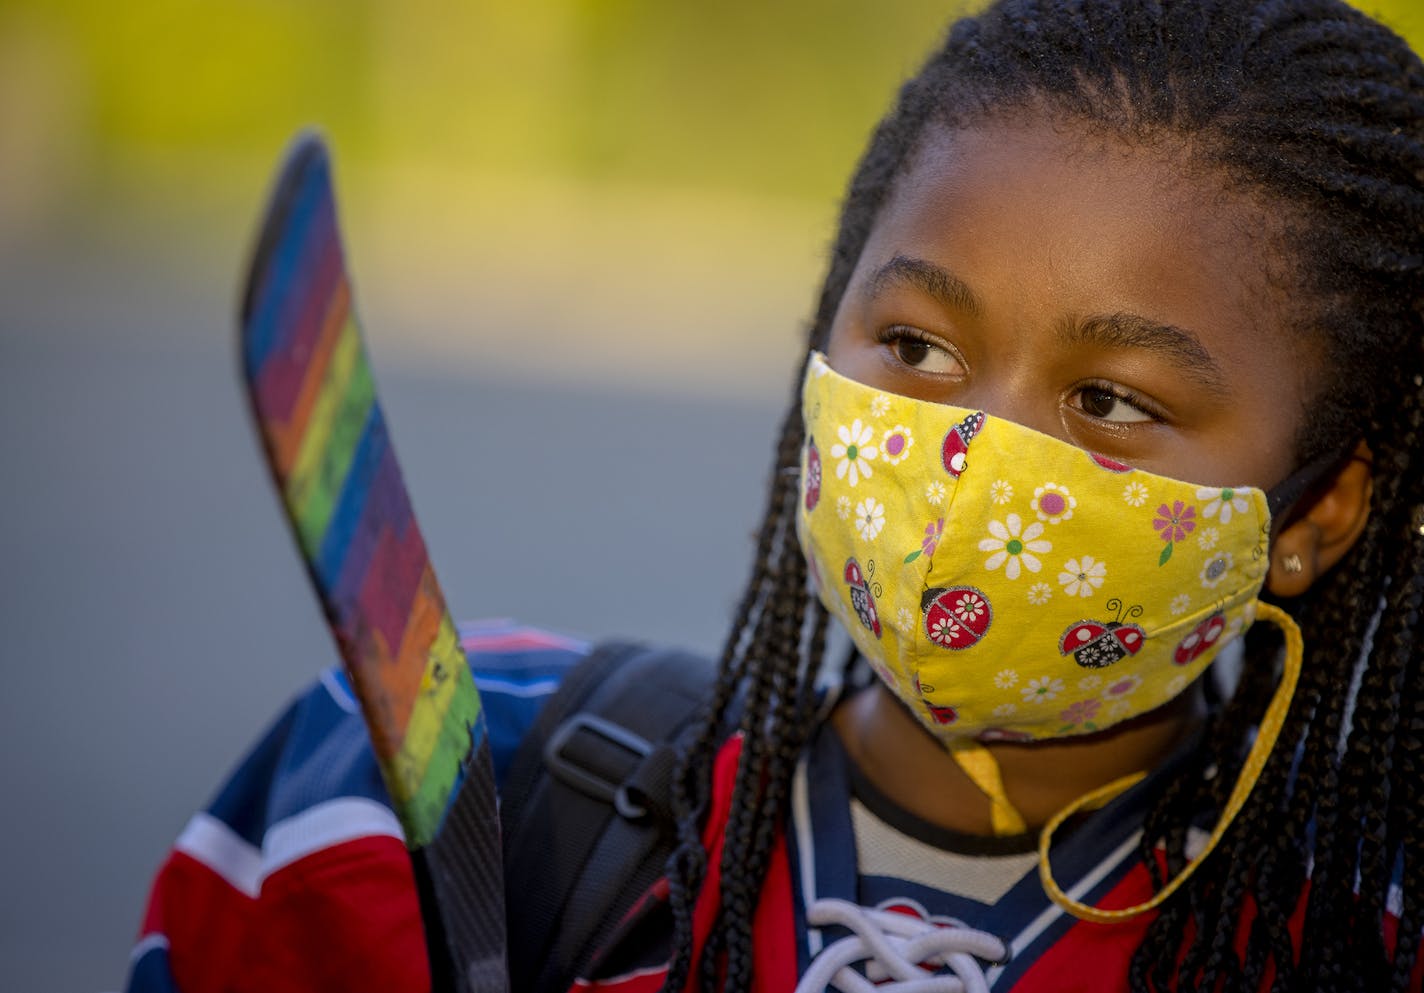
[663,2,1424,990]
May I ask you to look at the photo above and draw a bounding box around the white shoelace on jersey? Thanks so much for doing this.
[793,898,1008,993]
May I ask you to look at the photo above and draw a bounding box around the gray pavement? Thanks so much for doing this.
[0,235,786,989]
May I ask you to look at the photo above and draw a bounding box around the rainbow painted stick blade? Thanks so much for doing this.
[238,132,507,993]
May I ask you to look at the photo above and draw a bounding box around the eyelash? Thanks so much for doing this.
[1074,379,1165,424]
[874,325,1166,425]
[874,325,961,364]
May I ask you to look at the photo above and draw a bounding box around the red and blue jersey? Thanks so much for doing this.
[124,621,589,993]
[125,625,1420,992]
[573,727,1179,992]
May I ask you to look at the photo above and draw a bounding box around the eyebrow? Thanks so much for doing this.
[866,254,983,317]
[1061,312,1230,396]
[865,254,1231,396]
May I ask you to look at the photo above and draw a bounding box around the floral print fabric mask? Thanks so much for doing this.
[796,351,1273,746]
[796,352,1305,919]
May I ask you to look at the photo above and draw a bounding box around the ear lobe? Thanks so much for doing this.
[1266,441,1373,597]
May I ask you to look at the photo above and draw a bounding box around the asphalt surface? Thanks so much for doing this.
[0,246,786,990]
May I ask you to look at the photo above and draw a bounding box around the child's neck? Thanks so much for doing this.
[830,680,1204,837]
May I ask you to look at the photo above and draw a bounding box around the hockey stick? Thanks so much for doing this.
[238,132,507,993]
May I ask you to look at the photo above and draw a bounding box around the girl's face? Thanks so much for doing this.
[825,116,1316,492]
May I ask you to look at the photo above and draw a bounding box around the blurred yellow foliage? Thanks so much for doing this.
[1,0,1419,395]
[0,0,1418,212]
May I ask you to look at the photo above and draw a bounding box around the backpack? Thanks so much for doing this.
[498,641,727,993]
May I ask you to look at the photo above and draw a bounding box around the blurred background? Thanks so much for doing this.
[0,1,1419,989]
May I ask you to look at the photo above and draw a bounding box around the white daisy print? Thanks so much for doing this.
[926,481,947,506]
[1164,674,1189,699]
[992,703,1018,718]
[1077,674,1103,691]
[1059,556,1107,597]
[1170,593,1192,616]
[929,616,964,647]
[1123,481,1149,507]
[880,426,914,465]
[1199,550,1235,589]
[1022,676,1064,703]
[994,669,1019,690]
[1196,527,1220,551]
[854,497,886,541]
[1027,582,1053,605]
[1197,486,1251,525]
[1032,482,1077,524]
[979,513,1052,580]
[989,479,1014,505]
[870,394,892,417]
[831,419,878,486]
[836,495,852,520]
[953,591,989,623]
[894,606,914,634]
[1106,699,1133,721]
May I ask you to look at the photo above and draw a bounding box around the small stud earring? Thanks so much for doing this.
[1281,553,1304,574]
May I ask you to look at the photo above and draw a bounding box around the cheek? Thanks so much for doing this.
[823,297,865,365]
[1178,399,1303,491]
[822,313,885,386]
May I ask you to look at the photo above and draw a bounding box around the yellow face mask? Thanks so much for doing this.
[796,352,1304,921]
[797,351,1271,742]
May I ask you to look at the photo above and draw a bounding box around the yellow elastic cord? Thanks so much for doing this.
[949,739,1029,836]
[1037,600,1304,924]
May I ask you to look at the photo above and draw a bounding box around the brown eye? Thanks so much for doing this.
[1081,387,1117,418]
[1076,385,1154,424]
[881,328,964,375]
[895,339,931,366]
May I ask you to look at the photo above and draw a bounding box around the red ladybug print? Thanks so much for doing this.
[921,586,993,649]
[804,437,822,511]
[843,558,882,638]
[911,675,958,724]
[1059,598,1146,669]
[926,703,959,725]
[1089,452,1134,472]
[1174,610,1226,665]
[941,411,986,477]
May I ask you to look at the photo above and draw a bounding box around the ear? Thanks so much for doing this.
[1266,441,1373,597]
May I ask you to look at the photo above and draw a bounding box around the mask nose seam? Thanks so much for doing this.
[908,412,986,703]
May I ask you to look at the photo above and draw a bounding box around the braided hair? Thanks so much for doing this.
[662,2,1424,990]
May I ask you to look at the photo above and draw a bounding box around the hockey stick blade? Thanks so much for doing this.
[238,131,507,993]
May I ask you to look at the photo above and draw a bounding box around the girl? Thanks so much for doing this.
[652,0,1424,989]
[129,0,1423,990]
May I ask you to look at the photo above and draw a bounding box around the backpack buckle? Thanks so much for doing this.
[544,713,653,820]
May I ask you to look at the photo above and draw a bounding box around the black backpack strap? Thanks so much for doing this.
[500,640,718,993]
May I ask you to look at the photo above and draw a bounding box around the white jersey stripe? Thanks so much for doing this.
[175,813,263,898]
[175,799,405,900]
[262,797,405,877]
[985,831,1142,988]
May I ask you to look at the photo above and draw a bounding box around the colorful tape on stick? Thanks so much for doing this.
[239,132,507,993]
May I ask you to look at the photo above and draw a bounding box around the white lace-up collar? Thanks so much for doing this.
[794,898,1008,993]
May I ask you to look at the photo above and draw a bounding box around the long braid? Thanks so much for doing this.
[1392,559,1424,990]
[663,391,826,992]
[659,58,931,993]
[1388,386,1424,992]
[659,2,1424,989]
[663,403,803,993]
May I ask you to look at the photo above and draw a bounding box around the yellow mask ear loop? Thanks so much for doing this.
[1037,600,1303,923]
[949,740,1029,836]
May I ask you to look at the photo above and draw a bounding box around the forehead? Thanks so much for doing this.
[864,117,1305,373]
